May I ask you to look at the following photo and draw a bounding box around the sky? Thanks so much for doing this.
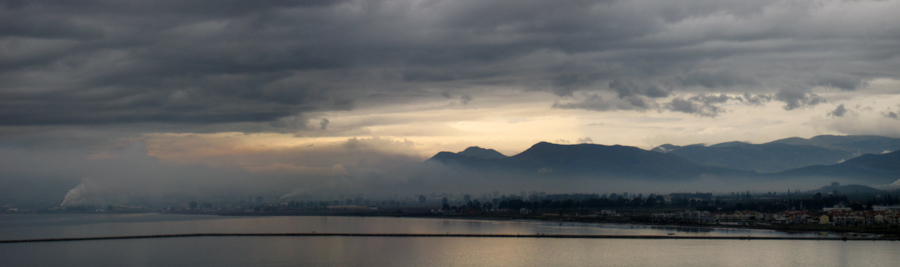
[2,0,900,203]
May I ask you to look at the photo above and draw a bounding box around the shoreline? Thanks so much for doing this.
[209,211,900,238]
[6,211,898,238]
[2,232,895,244]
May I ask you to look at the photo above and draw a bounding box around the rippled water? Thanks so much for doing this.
[1,214,897,266]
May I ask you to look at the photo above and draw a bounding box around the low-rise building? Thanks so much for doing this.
[823,204,851,212]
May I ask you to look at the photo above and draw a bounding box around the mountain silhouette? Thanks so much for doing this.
[428,142,752,179]
[774,150,900,183]
[652,135,900,173]
[426,137,900,186]
[769,135,900,154]
[457,146,507,159]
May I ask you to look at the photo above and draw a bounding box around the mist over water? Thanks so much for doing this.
[42,141,895,208]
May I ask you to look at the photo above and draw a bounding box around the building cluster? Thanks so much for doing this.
[828,210,900,226]
[651,211,713,223]
[651,205,900,227]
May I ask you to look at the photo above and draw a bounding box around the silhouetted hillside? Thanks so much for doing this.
[652,135,900,173]
[425,137,900,187]
[429,142,752,179]
[653,142,851,173]
[769,135,900,154]
[808,183,883,195]
[457,146,507,159]
[775,150,900,183]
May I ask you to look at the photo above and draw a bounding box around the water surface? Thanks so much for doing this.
[1,214,896,266]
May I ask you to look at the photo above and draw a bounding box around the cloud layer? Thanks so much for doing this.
[3,0,900,129]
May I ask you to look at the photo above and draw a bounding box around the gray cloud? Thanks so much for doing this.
[690,94,733,105]
[319,118,330,130]
[665,98,725,117]
[886,111,899,120]
[829,104,848,117]
[268,115,310,132]
[776,90,827,110]
[460,94,472,106]
[665,98,697,114]
[813,73,867,91]
[739,93,773,106]
[609,78,669,99]
[2,0,899,130]
[663,94,747,117]
[556,92,774,117]
[552,94,654,112]
[679,70,759,89]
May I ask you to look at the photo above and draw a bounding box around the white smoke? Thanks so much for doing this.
[60,179,102,206]
[280,188,307,200]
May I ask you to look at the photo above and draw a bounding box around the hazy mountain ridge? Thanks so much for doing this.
[769,135,900,154]
[654,142,851,173]
[426,136,900,187]
[428,142,753,179]
[807,183,883,195]
[773,150,900,183]
[457,147,507,159]
[652,135,900,173]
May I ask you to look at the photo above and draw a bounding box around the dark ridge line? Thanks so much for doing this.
[1,233,893,243]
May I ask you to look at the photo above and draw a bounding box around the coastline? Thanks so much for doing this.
[3,232,893,244]
[206,210,900,239]
[9,209,897,238]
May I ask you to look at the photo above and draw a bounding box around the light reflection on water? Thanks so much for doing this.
[2,236,899,267]
[0,214,898,266]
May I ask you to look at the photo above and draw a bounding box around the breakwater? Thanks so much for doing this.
[1,233,894,243]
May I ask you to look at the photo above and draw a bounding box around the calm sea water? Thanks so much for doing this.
[1,214,898,266]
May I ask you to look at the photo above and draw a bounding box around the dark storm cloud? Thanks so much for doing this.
[3,0,900,129]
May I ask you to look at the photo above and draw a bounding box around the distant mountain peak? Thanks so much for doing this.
[651,144,680,153]
[458,146,507,159]
[710,141,750,148]
[426,141,748,179]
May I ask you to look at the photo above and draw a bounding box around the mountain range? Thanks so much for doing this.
[651,135,900,173]
[426,135,900,186]
[775,150,900,182]
[430,142,751,179]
